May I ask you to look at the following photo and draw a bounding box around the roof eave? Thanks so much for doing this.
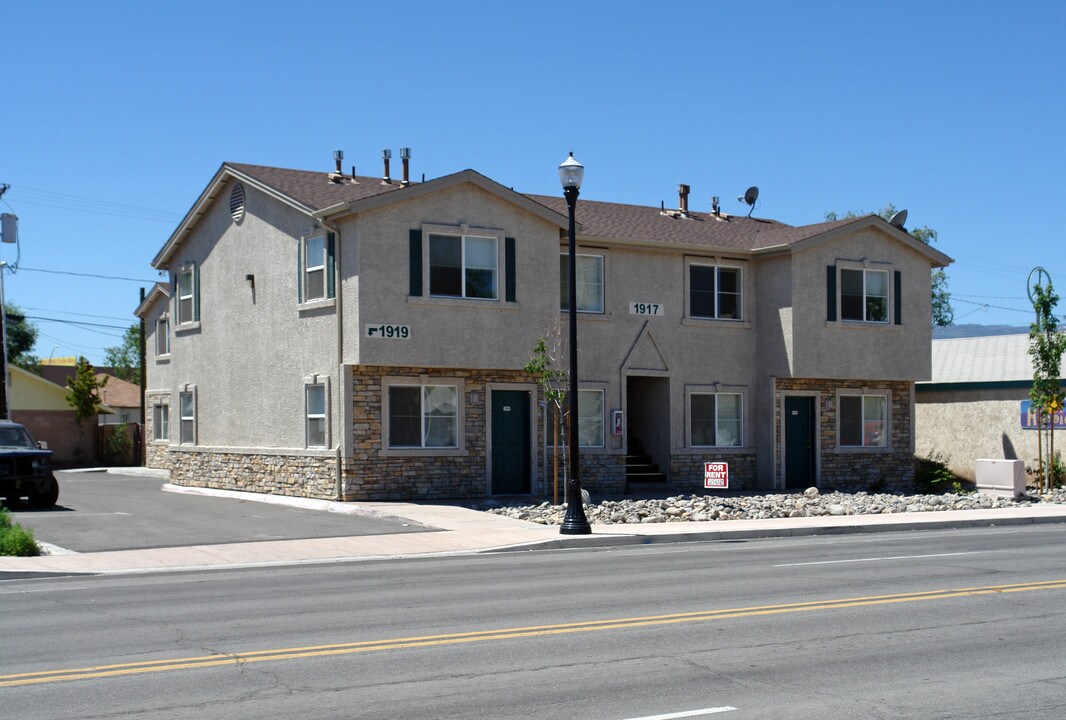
[787,216,954,267]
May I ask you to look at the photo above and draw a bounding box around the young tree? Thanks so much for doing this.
[4,302,42,373]
[825,204,953,326]
[66,357,108,459]
[103,324,142,383]
[524,327,568,505]
[1028,280,1066,491]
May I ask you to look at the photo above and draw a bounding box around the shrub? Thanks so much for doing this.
[101,422,133,465]
[915,450,960,494]
[0,506,40,556]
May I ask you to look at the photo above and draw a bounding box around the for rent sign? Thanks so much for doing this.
[1020,400,1066,430]
[704,462,729,489]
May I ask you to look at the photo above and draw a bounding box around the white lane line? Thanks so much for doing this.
[11,512,131,518]
[774,551,984,567]
[622,707,738,720]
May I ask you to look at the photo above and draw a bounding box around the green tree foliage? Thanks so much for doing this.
[1028,281,1066,490]
[4,302,42,374]
[103,324,142,383]
[0,505,39,556]
[65,356,107,423]
[824,204,953,326]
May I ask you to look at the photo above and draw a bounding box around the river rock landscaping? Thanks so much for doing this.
[480,487,1066,526]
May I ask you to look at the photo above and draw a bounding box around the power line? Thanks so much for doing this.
[16,267,159,283]
[20,314,131,331]
[5,184,181,223]
[23,306,135,322]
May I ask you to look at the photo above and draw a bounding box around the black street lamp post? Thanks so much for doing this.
[559,152,592,535]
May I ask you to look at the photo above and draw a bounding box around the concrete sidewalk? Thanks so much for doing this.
[4,481,1066,575]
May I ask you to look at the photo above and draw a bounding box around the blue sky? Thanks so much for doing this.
[2,0,1064,364]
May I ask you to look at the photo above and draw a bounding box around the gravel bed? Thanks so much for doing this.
[480,487,1066,526]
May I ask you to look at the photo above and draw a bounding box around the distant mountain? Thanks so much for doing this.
[933,324,1029,339]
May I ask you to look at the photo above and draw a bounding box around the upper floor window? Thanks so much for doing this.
[690,392,743,447]
[176,266,198,324]
[429,234,498,300]
[155,317,170,356]
[839,394,887,447]
[388,384,459,448]
[690,264,742,320]
[299,233,335,303]
[306,383,327,448]
[560,254,604,313]
[840,268,888,323]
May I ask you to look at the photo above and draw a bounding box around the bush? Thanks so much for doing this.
[0,505,40,556]
[915,450,964,494]
[101,422,133,465]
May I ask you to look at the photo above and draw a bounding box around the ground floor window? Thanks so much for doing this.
[553,388,605,448]
[839,394,887,447]
[179,389,196,445]
[388,385,459,448]
[690,392,743,447]
[152,402,169,441]
[305,383,327,448]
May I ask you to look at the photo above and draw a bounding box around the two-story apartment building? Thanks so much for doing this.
[137,155,951,501]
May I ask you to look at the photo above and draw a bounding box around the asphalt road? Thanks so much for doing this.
[5,470,431,551]
[3,524,1066,719]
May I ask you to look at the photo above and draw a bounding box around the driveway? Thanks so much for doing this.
[6,470,433,553]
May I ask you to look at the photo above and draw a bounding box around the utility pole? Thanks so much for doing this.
[0,184,15,420]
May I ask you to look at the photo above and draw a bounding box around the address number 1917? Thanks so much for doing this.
[630,302,664,316]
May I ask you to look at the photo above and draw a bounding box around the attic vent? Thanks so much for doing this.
[229,183,246,223]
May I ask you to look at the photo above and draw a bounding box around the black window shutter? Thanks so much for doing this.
[193,265,201,322]
[409,229,423,296]
[296,240,303,302]
[505,237,516,302]
[894,270,902,325]
[326,232,336,299]
[826,265,837,321]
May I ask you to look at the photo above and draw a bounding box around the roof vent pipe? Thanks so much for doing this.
[678,184,690,215]
[712,196,720,216]
[333,150,344,174]
[382,149,392,184]
[400,147,411,186]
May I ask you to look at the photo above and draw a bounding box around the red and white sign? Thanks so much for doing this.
[704,462,729,489]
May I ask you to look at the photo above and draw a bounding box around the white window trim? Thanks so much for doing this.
[425,226,501,302]
[687,260,744,321]
[836,389,891,450]
[688,390,745,448]
[155,315,170,358]
[303,375,331,449]
[381,376,467,457]
[176,265,197,326]
[303,234,327,303]
[152,402,169,442]
[837,261,892,324]
[178,385,197,446]
[560,252,606,314]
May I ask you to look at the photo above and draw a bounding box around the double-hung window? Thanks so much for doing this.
[176,267,198,324]
[690,392,743,447]
[388,385,459,448]
[304,236,326,301]
[839,394,887,447]
[840,268,888,323]
[690,264,742,320]
[152,402,169,441]
[560,254,604,313]
[558,389,605,448]
[155,317,170,356]
[178,390,196,444]
[305,383,327,448]
[429,234,498,300]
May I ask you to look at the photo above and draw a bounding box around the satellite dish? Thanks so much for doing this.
[888,209,908,229]
[743,186,759,206]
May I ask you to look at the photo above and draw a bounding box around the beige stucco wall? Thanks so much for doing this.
[162,178,339,452]
[915,387,1047,480]
[789,227,935,381]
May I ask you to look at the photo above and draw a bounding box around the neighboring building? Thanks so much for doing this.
[8,365,110,466]
[916,334,1066,480]
[95,374,143,426]
[138,155,951,501]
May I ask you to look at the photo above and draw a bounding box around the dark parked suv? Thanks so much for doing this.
[0,421,59,508]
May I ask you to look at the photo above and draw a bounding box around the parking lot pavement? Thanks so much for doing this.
[6,470,433,553]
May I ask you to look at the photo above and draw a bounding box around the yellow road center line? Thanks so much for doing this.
[4,579,1065,687]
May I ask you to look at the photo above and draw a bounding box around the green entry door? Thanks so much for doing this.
[491,390,531,495]
[784,396,816,489]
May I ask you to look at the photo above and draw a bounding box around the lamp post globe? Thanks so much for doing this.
[559,152,592,535]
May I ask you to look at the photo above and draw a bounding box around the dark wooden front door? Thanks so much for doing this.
[784,396,816,489]
[491,390,531,495]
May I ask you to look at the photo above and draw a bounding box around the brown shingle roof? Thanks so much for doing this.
[226,162,409,211]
